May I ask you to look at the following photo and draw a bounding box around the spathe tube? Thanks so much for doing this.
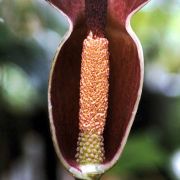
[47,0,150,179]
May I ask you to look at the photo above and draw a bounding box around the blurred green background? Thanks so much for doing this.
[0,0,180,180]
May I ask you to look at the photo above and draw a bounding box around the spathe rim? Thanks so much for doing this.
[47,0,150,177]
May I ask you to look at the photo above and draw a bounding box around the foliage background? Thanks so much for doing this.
[0,0,180,179]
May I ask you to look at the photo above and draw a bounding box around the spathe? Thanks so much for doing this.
[47,0,149,179]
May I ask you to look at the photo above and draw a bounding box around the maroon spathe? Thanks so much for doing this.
[48,0,149,174]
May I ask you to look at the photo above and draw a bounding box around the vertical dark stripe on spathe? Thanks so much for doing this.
[85,0,108,36]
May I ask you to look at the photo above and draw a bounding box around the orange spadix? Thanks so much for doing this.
[76,32,109,165]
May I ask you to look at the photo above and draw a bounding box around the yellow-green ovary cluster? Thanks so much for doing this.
[76,132,105,164]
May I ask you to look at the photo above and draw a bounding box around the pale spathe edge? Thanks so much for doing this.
[47,1,74,173]
[101,0,150,172]
[47,0,150,179]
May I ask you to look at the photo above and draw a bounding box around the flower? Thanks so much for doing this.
[47,0,149,179]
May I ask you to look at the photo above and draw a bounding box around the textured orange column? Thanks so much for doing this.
[76,32,109,165]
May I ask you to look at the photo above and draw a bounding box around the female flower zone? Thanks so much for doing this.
[47,0,149,179]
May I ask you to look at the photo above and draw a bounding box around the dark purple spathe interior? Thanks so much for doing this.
[49,0,148,168]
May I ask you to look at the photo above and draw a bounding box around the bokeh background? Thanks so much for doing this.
[0,0,180,179]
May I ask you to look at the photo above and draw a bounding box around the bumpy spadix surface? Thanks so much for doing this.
[76,32,109,165]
